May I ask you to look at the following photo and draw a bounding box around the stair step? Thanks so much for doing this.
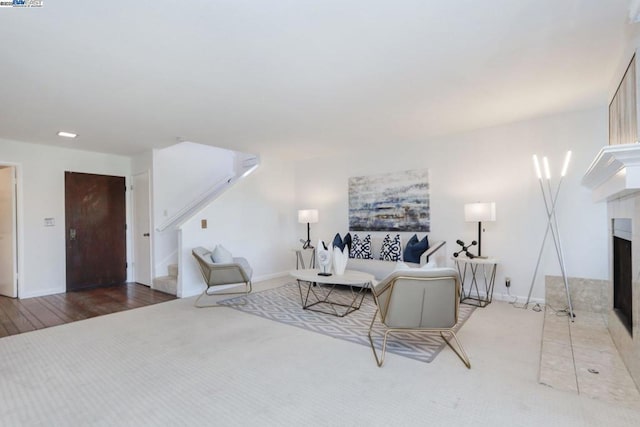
[153,276,177,296]
[168,263,178,278]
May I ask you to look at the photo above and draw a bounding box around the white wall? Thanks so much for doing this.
[0,138,131,298]
[0,108,608,301]
[294,107,608,303]
[179,154,296,297]
[152,142,238,277]
[132,151,152,176]
[153,142,235,227]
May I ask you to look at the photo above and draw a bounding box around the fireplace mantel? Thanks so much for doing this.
[582,143,640,202]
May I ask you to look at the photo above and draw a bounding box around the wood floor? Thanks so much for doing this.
[0,283,176,339]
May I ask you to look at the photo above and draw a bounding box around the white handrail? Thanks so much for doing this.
[156,173,235,232]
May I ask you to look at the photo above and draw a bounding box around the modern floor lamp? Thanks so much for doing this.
[464,202,496,257]
[525,151,574,321]
[298,209,318,250]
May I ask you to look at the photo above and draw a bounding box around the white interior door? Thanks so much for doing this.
[133,171,152,286]
[0,166,17,297]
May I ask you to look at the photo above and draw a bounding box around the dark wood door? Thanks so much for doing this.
[65,172,126,291]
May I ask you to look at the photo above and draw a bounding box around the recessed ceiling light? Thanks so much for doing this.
[57,131,77,138]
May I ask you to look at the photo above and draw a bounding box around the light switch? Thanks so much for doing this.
[201,219,207,229]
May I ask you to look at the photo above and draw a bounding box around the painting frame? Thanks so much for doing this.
[348,169,430,232]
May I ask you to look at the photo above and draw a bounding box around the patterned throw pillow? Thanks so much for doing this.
[350,234,373,259]
[380,234,402,261]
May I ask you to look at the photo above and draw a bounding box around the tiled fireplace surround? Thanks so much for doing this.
[607,194,640,387]
[582,144,640,392]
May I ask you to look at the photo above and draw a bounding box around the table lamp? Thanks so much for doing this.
[298,209,318,249]
[464,202,496,257]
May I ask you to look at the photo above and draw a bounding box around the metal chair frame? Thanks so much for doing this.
[192,248,253,308]
[368,274,471,369]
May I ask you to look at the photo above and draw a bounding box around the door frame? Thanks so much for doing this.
[0,161,23,298]
[132,170,153,286]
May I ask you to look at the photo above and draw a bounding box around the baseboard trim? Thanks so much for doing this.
[19,287,65,299]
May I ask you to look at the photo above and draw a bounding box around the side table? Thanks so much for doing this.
[293,248,316,270]
[452,256,498,307]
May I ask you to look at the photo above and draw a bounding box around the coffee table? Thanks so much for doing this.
[289,269,375,317]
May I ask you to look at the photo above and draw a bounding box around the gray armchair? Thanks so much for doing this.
[368,267,471,368]
[192,246,253,307]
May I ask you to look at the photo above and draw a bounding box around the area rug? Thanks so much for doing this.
[220,283,475,364]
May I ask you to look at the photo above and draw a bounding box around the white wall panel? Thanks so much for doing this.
[293,108,608,302]
[0,138,131,298]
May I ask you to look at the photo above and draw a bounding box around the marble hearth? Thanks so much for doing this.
[583,143,640,391]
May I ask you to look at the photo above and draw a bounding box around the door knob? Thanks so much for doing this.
[143,233,150,237]
[70,228,77,241]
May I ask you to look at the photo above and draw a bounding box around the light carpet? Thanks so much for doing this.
[1,277,640,426]
[219,282,475,364]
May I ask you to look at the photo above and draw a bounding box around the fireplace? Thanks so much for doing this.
[583,143,640,389]
[613,218,633,334]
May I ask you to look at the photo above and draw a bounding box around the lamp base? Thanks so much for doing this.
[301,222,314,249]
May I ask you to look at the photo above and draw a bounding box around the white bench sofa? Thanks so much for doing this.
[344,234,446,281]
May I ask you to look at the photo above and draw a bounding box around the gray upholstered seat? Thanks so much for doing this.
[192,246,253,307]
[368,267,470,368]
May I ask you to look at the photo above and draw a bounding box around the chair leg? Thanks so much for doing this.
[440,330,471,369]
[194,281,252,308]
[369,310,471,368]
[367,308,389,367]
[194,289,211,308]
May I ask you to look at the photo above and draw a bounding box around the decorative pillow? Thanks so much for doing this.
[380,234,402,261]
[332,232,353,251]
[343,232,352,252]
[403,234,429,264]
[211,244,233,263]
[350,234,372,259]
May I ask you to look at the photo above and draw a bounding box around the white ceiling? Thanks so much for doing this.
[0,1,634,159]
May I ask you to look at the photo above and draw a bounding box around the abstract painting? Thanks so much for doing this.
[349,169,430,232]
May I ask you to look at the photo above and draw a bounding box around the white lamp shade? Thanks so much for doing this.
[464,202,496,222]
[298,209,319,224]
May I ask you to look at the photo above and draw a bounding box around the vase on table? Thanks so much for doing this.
[333,246,348,275]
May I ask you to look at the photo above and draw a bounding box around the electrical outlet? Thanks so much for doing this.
[505,277,511,288]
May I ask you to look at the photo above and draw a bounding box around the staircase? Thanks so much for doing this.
[151,142,260,298]
[153,264,178,295]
